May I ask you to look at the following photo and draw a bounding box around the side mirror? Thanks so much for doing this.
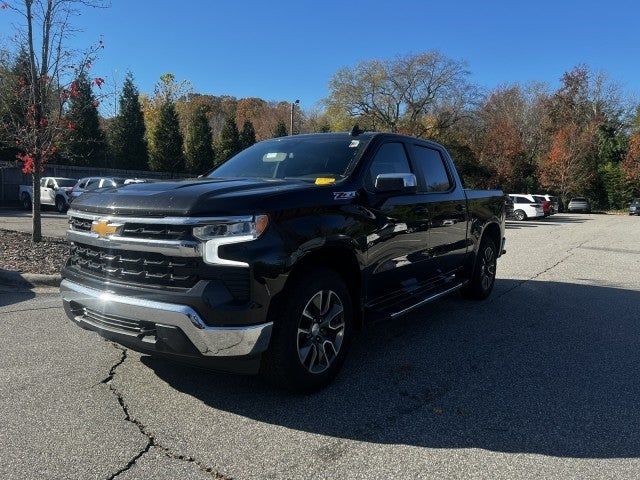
[375,173,417,194]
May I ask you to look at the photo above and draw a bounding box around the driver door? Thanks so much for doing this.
[41,178,56,205]
[364,142,430,305]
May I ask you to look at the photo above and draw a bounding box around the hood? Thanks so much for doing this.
[69,177,318,216]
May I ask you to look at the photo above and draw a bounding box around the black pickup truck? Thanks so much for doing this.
[61,132,505,391]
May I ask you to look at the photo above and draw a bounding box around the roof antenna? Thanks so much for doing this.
[350,124,363,136]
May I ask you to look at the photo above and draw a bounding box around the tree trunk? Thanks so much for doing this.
[31,162,42,243]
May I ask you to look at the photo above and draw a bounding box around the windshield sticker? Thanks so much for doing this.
[349,140,360,148]
[334,191,356,200]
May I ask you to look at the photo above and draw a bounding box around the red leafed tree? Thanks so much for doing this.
[538,123,597,204]
[621,132,640,193]
[0,0,105,242]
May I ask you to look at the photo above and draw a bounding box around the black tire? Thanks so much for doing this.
[21,193,31,210]
[514,209,526,221]
[462,236,497,300]
[55,196,68,213]
[261,268,353,393]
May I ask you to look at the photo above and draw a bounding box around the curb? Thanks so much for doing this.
[0,270,61,289]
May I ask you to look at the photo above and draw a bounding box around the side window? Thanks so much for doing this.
[410,145,452,192]
[85,178,100,190]
[45,179,55,189]
[368,142,411,187]
[40,178,47,187]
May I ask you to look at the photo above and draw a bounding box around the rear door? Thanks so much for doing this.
[407,143,468,274]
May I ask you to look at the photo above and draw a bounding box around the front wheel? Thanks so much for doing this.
[513,209,526,221]
[261,268,353,392]
[462,237,497,300]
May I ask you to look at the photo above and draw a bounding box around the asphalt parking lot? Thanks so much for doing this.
[1,213,639,479]
[0,208,69,238]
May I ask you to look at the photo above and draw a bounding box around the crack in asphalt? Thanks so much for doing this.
[102,343,230,480]
[0,305,63,315]
[490,239,590,302]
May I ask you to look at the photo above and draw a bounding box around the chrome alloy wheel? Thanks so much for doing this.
[479,245,496,291]
[297,290,345,374]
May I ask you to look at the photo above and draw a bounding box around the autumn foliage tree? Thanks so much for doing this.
[0,0,106,242]
[538,123,597,203]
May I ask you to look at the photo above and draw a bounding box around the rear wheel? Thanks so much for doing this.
[261,268,353,392]
[21,193,31,210]
[55,196,68,213]
[514,209,526,221]
[462,236,497,300]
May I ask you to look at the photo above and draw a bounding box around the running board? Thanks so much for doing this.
[389,281,468,319]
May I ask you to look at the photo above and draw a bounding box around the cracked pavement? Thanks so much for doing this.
[1,213,640,479]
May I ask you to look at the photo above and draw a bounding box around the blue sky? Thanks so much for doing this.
[2,0,639,114]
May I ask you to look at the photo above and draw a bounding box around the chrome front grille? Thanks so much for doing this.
[70,217,92,231]
[65,211,251,300]
[69,243,200,288]
[120,223,193,241]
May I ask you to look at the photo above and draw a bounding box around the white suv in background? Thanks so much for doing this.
[508,194,544,221]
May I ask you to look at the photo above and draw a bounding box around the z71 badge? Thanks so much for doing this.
[333,191,357,200]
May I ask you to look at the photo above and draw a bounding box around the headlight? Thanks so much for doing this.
[193,215,269,266]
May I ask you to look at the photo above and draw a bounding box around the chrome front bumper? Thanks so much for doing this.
[60,280,272,357]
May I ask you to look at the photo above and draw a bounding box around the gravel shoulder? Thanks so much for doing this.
[0,229,68,275]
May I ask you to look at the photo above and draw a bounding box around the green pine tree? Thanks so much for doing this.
[218,117,241,162]
[185,107,215,174]
[63,73,106,166]
[109,72,148,170]
[149,99,185,173]
[239,120,257,150]
[273,120,288,138]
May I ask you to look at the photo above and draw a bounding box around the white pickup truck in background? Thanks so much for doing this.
[19,177,78,213]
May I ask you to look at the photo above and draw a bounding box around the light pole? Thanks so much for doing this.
[290,99,300,135]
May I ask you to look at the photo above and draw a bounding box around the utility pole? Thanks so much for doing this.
[290,99,300,135]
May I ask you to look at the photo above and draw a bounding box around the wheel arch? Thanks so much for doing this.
[273,245,364,329]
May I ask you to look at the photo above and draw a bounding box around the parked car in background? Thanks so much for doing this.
[508,194,544,221]
[531,195,554,217]
[541,194,560,214]
[123,178,155,185]
[568,197,591,213]
[69,177,127,201]
[532,195,552,216]
[629,198,640,216]
[19,176,77,213]
[505,195,515,218]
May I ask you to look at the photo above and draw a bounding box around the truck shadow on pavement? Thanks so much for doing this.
[142,278,640,459]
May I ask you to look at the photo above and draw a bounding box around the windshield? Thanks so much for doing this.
[208,136,369,181]
[572,197,586,202]
[57,179,77,187]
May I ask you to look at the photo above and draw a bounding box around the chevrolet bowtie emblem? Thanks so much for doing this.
[91,219,122,238]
